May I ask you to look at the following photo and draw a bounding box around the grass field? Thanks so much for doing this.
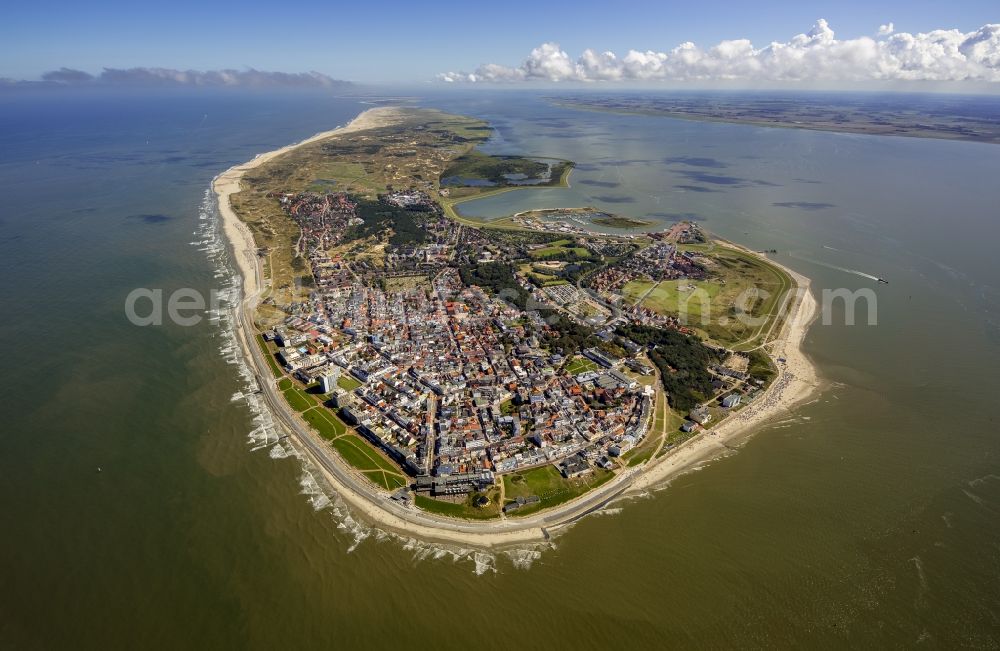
[301,406,347,440]
[329,434,398,473]
[529,239,591,260]
[621,389,687,466]
[325,434,410,491]
[268,352,412,492]
[681,244,793,347]
[292,400,407,492]
[653,279,722,313]
[519,262,573,286]
[337,375,363,392]
[364,470,407,491]
[281,383,314,413]
[503,465,614,517]
[326,433,408,492]
[256,335,284,378]
[415,491,501,520]
[622,278,723,317]
[662,430,697,450]
[626,446,656,467]
[565,356,600,375]
[622,244,793,349]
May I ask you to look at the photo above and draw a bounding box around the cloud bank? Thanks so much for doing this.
[31,67,350,88]
[437,20,1000,84]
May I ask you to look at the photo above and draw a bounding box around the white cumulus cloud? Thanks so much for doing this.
[437,20,1000,84]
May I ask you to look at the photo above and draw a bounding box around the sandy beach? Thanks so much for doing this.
[213,107,551,548]
[630,260,819,493]
[214,107,822,548]
[213,106,401,303]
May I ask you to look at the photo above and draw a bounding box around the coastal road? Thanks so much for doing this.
[218,180,711,544]
[228,236,794,545]
[233,272,644,542]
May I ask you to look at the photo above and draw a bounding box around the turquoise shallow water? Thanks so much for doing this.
[1,88,999,648]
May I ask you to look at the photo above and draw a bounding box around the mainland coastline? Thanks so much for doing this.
[214,106,821,548]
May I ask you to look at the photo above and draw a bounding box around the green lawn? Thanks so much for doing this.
[281,384,314,413]
[652,403,685,435]
[414,492,501,520]
[680,244,793,349]
[256,335,283,378]
[503,465,615,517]
[329,434,399,474]
[623,279,723,317]
[621,280,656,305]
[337,375,363,392]
[565,356,599,375]
[645,280,723,316]
[621,245,793,350]
[530,244,591,260]
[325,433,408,492]
[626,446,656,467]
[504,464,566,498]
[276,377,314,413]
[364,470,407,491]
[301,406,347,440]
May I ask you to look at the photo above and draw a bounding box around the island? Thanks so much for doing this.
[215,107,818,547]
[552,94,1000,144]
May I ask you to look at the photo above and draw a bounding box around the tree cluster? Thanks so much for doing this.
[345,198,430,247]
[617,324,721,412]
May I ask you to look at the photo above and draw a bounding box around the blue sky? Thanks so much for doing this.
[2,0,997,83]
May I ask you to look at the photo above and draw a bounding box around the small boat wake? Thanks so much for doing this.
[792,252,885,283]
